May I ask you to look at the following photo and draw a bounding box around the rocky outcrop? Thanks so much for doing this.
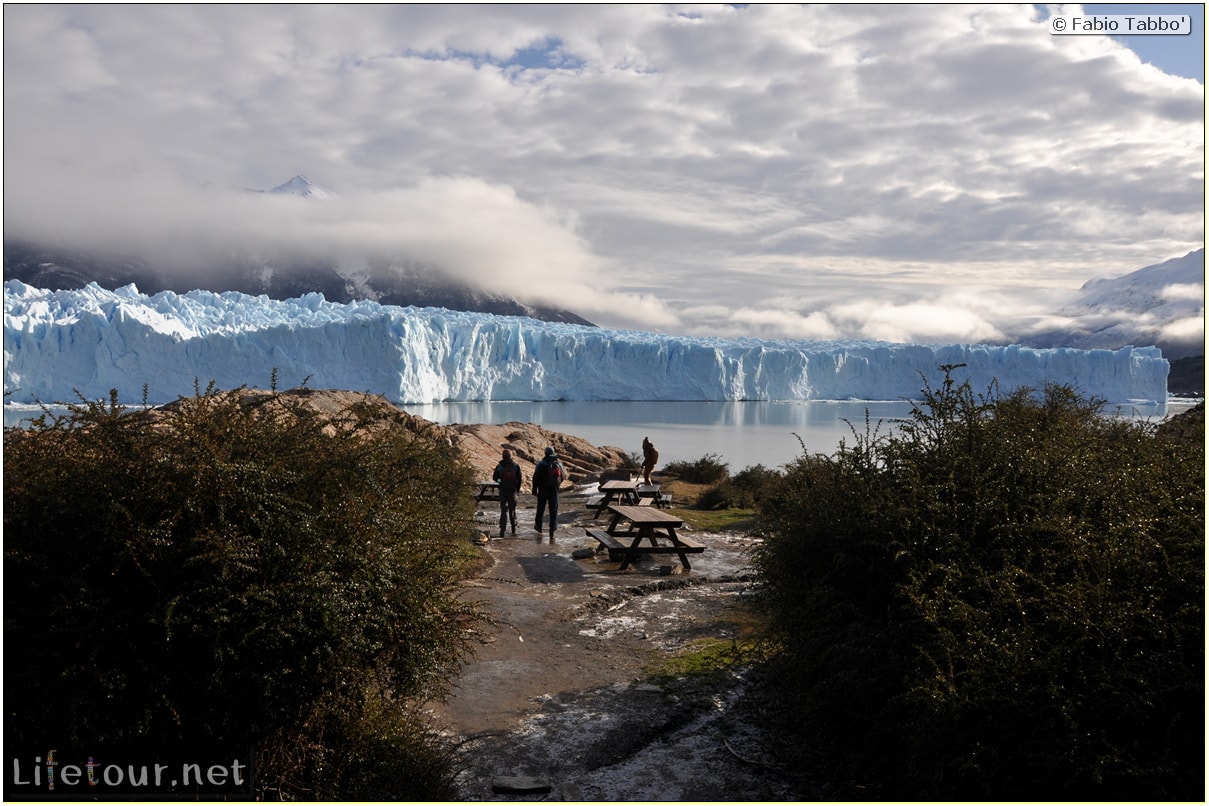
[147,387,630,484]
[442,420,628,484]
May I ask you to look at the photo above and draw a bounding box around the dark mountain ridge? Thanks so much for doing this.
[6,173,593,324]
[3,238,596,326]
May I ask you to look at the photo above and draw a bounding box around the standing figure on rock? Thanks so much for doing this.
[532,446,565,540]
[493,448,523,537]
[641,436,659,485]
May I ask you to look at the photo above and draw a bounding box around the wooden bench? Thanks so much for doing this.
[671,534,702,550]
[584,528,704,563]
[585,528,626,553]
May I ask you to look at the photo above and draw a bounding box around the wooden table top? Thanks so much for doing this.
[607,504,683,525]
[599,479,638,491]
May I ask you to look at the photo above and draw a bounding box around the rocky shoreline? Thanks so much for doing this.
[150,387,633,483]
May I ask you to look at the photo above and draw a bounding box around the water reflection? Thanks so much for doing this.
[412,399,918,429]
[410,400,920,470]
[409,398,1191,471]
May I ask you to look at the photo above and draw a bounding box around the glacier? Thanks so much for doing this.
[3,280,1169,409]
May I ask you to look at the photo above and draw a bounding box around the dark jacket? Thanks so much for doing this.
[532,456,565,494]
[493,459,523,495]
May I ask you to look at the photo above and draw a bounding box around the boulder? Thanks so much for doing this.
[491,775,552,794]
[443,420,629,483]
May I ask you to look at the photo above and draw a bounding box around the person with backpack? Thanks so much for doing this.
[532,446,565,540]
[641,436,659,485]
[492,448,523,538]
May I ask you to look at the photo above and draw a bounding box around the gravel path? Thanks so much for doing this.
[428,485,806,801]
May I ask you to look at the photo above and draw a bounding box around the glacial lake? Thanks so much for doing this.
[5,398,1192,473]
[407,398,1191,472]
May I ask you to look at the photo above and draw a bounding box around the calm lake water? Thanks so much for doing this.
[5,398,1191,473]
[410,400,917,471]
[408,398,1191,472]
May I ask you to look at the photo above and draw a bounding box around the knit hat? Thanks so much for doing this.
[545,446,556,457]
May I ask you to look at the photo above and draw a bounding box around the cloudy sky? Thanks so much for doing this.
[3,4,1203,342]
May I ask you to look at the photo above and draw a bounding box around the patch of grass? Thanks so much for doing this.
[646,638,761,683]
[668,506,757,533]
[657,476,754,531]
[644,600,770,685]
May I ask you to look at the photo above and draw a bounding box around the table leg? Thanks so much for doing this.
[617,528,661,571]
[666,527,693,570]
[618,533,645,571]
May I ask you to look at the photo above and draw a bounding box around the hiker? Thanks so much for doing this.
[641,436,659,485]
[492,448,523,537]
[532,446,565,540]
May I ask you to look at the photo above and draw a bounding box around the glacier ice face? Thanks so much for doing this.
[3,280,1170,409]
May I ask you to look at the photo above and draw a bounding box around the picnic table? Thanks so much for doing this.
[589,479,640,517]
[584,504,705,571]
[474,481,501,503]
[636,484,672,508]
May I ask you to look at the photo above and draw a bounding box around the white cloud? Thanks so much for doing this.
[728,308,842,341]
[1159,283,1206,303]
[1160,316,1207,343]
[2,4,1202,341]
[830,301,1009,345]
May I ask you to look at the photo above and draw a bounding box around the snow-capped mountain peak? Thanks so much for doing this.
[1070,249,1204,313]
[1017,248,1205,360]
[268,174,337,200]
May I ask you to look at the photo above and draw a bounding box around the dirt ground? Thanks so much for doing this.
[428,481,809,801]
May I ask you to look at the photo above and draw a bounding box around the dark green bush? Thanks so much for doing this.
[752,369,1204,799]
[4,387,486,799]
[696,464,784,509]
[664,452,730,484]
[695,480,737,510]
